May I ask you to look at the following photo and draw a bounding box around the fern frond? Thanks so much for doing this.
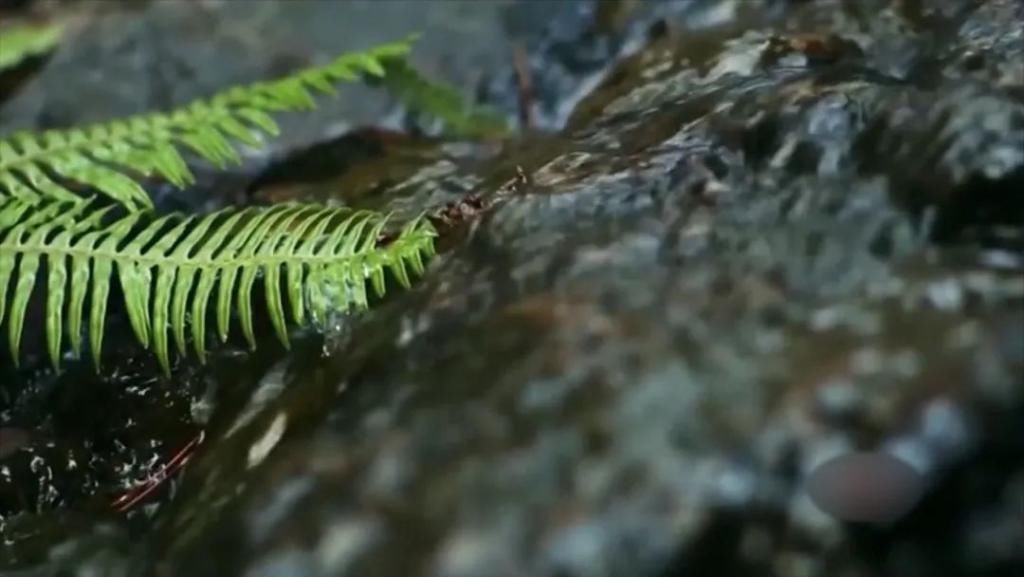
[0,38,415,211]
[0,23,62,72]
[0,197,436,374]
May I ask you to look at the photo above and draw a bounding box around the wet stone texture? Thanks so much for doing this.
[1,1,1023,576]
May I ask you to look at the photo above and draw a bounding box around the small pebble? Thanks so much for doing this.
[805,451,925,524]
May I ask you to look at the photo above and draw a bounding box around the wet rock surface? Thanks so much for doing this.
[2,1,1023,576]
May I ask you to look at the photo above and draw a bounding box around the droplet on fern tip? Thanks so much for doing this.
[805,450,925,524]
[303,273,354,331]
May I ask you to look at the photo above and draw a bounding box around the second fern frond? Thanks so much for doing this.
[0,38,414,211]
[0,197,436,374]
[0,35,510,212]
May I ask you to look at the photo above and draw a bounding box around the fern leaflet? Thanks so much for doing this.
[0,22,62,72]
[0,197,436,374]
[374,58,510,138]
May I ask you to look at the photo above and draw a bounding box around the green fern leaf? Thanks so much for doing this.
[0,22,63,72]
[0,197,436,374]
[0,38,415,211]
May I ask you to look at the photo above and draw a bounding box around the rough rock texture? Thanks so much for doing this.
[1,1,1022,576]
